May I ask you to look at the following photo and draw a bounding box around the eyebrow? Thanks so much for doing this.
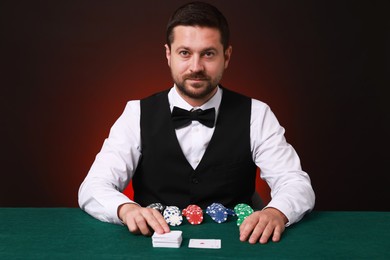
[175,46,219,53]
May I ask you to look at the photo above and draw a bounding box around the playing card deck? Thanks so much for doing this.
[152,231,183,248]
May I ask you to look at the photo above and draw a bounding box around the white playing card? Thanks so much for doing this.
[152,241,182,248]
[152,230,182,242]
[152,231,183,248]
[188,239,221,249]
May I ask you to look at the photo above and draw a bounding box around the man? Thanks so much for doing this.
[78,1,315,244]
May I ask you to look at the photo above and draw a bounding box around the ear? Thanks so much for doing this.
[224,45,233,69]
[165,44,171,66]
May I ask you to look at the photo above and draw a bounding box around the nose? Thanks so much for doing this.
[189,55,204,73]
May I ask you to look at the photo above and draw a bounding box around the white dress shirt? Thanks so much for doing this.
[78,86,315,226]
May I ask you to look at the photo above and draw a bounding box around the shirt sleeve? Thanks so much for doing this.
[250,99,315,226]
[78,101,142,225]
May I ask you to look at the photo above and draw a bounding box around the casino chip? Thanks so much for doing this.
[206,203,233,224]
[163,206,183,226]
[146,203,166,214]
[225,207,236,217]
[182,204,203,225]
[234,203,254,226]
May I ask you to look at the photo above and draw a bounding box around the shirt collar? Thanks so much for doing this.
[168,85,222,114]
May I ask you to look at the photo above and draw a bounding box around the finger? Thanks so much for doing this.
[144,210,169,234]
[134,214,153,236]
[151,210,170,233]
[239,221,250,241]
[126,215,140,235]
[258,223,274,244]
[239,215,259,242]
[272,224,285,242]
[247,222,267,244]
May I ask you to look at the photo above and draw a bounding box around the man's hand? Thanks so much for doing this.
[118,203,170,236]
[239,207,288,244]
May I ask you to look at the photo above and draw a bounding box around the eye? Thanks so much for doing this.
[179,50,190,57]
[203,51,215,58]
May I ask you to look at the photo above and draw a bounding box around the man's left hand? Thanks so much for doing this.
[239,207,288,244]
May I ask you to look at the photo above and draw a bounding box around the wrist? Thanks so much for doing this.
[263,207,288,224]
[118,203,139,224]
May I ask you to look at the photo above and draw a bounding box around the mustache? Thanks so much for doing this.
[184,72,210,80]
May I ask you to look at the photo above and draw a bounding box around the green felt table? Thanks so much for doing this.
[0,208,389,259]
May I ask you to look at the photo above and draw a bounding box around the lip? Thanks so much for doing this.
[186,78,207,81]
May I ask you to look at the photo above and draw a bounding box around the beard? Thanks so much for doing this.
[174,71,221,100]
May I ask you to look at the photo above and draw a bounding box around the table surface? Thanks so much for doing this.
[1,208,389,259]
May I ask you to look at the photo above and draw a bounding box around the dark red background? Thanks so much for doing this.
[1,0,389,210]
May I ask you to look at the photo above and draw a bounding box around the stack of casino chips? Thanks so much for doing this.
[182,204,204,225]
[162,206,183,226]
[146,203,166,214]
[234,203,254,226]
[206,203,235,223]
[147,202,245,226]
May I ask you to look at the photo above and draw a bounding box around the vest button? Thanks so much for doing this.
[192,177,199,184]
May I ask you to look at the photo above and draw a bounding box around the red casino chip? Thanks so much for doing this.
[186,211,203,225]
[182,205,204,225]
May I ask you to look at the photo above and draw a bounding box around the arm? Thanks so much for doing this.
[240,100,315,244]
[78,101,142,224]
[78,101,169,235]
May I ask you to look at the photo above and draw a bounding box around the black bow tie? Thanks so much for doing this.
[171,106,216,129]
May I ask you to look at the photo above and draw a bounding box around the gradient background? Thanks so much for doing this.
[1,0,389,211]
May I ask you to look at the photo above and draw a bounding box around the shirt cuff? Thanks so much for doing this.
[105,195,136,225]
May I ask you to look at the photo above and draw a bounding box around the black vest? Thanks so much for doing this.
[132,88,257,208]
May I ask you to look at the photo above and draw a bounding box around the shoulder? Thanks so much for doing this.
[250,98,281,131]
[141,89,170,104]
[251,98,271,114]
[221,87,269,110]
[123,100,141,115]
[221,87,270,112]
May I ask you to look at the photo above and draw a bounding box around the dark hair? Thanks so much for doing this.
[166,1,230,50]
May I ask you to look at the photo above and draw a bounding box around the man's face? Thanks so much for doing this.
[165,26,232,105]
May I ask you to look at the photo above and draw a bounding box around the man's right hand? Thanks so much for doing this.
[118,203,170,236]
